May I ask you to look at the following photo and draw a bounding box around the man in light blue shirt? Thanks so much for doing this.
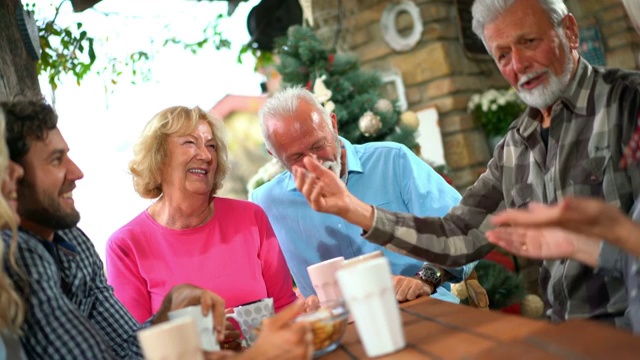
[250,87,475,303]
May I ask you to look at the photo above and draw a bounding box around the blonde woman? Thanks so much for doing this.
[107,106,297,349]
[0,108,26,359]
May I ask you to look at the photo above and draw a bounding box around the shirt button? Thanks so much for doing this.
[338,224,342,228]
[631,289,638,298]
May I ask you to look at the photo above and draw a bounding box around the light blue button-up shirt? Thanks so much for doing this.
[250,138,475,303]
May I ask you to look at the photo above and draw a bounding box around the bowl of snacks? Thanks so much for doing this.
[295,299,350,358]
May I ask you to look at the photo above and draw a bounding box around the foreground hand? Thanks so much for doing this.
[304,295,320,313]
[154,284,226,342]
[487,226,590,260]
[487,225,602,267]
[491,198,629,244]
[242,300,313,360]
[221,320,243,351]
[393,276,431,302]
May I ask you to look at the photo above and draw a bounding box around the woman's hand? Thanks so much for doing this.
[154,284,227,342]
[221,319,243,351]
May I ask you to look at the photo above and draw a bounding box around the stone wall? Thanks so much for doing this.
[316,0,640,190]
[567,0,640,70]
[340,0,507,189]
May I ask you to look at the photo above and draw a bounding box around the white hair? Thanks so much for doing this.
[259,86,333,152]
[471,0,569,50]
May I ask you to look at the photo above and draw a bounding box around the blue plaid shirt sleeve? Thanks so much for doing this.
[4,228,145,359]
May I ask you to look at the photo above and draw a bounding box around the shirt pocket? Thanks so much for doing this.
[510,183,533,209]
[568,155,610,198]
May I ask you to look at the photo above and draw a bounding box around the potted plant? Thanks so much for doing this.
[467,88,526,150]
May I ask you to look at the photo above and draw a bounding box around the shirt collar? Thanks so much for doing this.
[516,57,594,138]
[24,227,78,256]
[285,136,362,191]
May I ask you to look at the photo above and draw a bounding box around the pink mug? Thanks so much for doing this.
[307,257,345,303]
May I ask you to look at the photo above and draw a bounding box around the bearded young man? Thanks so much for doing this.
[291,0,640,329]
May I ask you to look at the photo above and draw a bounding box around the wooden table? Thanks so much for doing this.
[322,297,639,359]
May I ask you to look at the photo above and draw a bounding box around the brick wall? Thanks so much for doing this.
[346,0,505,189]
[567,0,640,69]
[315,0,639,189]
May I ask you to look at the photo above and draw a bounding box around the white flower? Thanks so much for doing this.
[467,94,481,112]
[490,103,498,111]
[481,98,490,112]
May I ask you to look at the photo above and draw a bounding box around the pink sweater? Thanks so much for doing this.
[106,197,297,323]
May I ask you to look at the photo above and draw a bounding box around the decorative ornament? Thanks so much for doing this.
[299,0,314,27]
[520,294,545,319]
[374,98,394,113]
[324,100,335,114]
[312,75,332,104]
[358,111,382,137]
[400,111,419,130]
[380,1,423,52]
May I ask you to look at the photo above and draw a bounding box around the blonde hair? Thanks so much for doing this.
[129,106,229,199]
[0,108,24,333]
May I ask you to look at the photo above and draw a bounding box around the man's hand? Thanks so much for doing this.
[241,300,313,360]
[486,226,601,267]
[292,157,351,216]
[292,157,375,231]
[154,284,227,342]
[491,198,634,247]
[393,276,432,302]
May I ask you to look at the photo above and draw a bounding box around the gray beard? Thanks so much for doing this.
[517,33,574,110]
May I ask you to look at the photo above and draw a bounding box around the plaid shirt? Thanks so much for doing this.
[2,227,145,359]
[365,58,640,326]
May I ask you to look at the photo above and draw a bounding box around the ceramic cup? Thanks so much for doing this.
[307,257,345,303]
[167,305,219,352]
[336,256,406,357]
[226,298,274,346]
[137,317,205,360]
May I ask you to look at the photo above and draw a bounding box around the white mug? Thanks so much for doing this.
[336,256,406,357]
[167,305,219,352]
[307,257,345,303]
[137,317,204,360]
[226,298,274,346]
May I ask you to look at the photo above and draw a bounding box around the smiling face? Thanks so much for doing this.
[160,119,218,197]
[266,100,342,176]
[1,161,24,225]
[17,128,84,238]
[484,0,579,111]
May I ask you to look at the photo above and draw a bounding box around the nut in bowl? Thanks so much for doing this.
[295,299,349,358]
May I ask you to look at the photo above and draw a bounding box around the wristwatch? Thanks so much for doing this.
[417,264,443,292]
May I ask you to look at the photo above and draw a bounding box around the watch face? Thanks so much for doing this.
[420,265,441,283]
